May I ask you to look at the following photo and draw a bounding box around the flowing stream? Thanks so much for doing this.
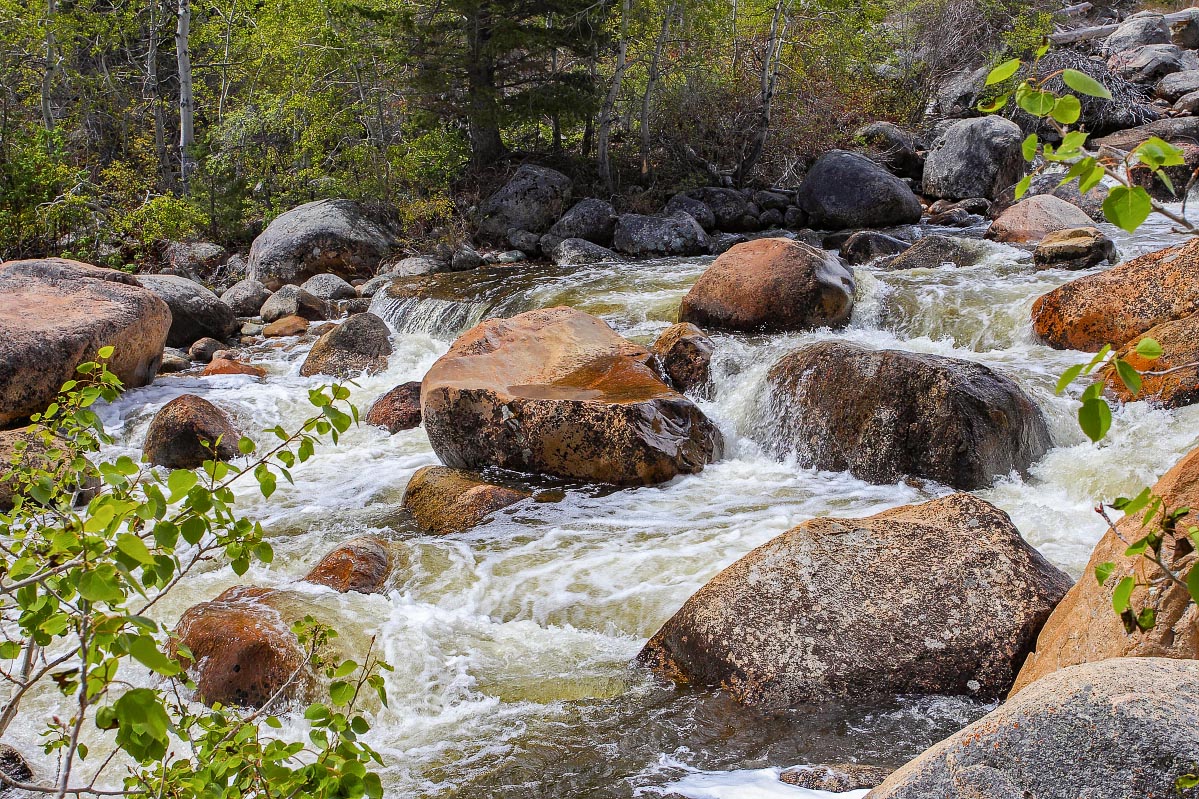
[13,216,1199,798]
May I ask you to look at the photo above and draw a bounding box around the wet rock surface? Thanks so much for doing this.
[403,466,531,535]
[365,381,423,433]
[304,535,391,594]
[299,312,394,378]
[142,394,241,469]
[651,323,714,396]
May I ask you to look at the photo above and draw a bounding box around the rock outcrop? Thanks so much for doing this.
[403,466,531,535]
[0,259,170,428]
[1031,237,1199,351]
[421,307,723,486]
[639,494,1071,705]
[1101,314,1199,407]
[247,199,397,289]
[870,658,1199,799]
[766,342,1050,490]
[678,238,854,333]
[142,394,241,469]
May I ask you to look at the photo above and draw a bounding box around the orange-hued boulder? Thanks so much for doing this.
[651,322,714,396]
[203,358,266,378]
[365,382,422,433]
[304,536,391,594]
[985,195,1093,243]
[174,586,309,708]
[1100,312,1199,407]
[1010,447,1199,695]
[402,466,530,535]
[421,307,723,485]
[0,259,170,427]
[1031,237,1199,351]
[678,238,855,333]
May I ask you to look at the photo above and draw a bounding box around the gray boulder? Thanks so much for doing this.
[855,121,926,180]
[613,213,712,257]
[247,199,397,289]
[684,187,758,231]
[546,238,623,266]
[450,245,484,272]
[752,189,791,211]
[880,235,993,270]
[1157,68,1199,101]
[300,273,356,302]
[639,493,1071,705]
[162,241,228,280]
[935,66,989,118]
[1109,44,1199,84]
[869,658,1199,799]
[664,194,717,230]
[506,228,543,255]
[299,312,393,378]
[796,150,924,230]
[138,274,238,348]
[924,117,1026,201]
[391,255,449,276]
[260,285,327,323]
[545,198,617,246]
[220,279,271,317]
[840,231,911,264]
[477,164,572,241]
[1105,13,1171,55]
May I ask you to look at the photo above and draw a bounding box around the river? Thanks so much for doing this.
[14,215,1199,798]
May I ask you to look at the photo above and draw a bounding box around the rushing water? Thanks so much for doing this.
[12,217,1199,798]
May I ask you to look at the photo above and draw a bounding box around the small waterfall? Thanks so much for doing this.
[369,292,495,338]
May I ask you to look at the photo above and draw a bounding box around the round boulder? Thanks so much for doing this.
[477,164,573,241]
[766,341,1051,489]
[365,381,422,433]
[1106,13,1171,54]
[300,273,357,302]
[795,150,923,230]
[545,238,623,267]
[923,117,1026,201]
[304,535,391,594]
[220,279,271,317]
[855,121,926,180]
[137,274,238,348]
[651,322,714,396]
[639,493,1071,705]
[871,658,1199,799]
[421,307,724,486]
[260,285,327,323]
[1033,226,1117,271]
[664,194,717,230]
[545,198,618,246]
[839,230,911,265]
[678,238,855,333]
[985,195,1094,244]
[299,312,393,378]
[174,586,309,708]
[403,466,531,535]
[247,199,397,290]
[612,213,712,258]
[143,394,240,469]
[0,259,171,427]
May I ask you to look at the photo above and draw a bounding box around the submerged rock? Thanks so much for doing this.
[871,658,1199,799]
[795,150,923,229]
[138,274,238,348]
[639,493,1071,705]
[781,764,893,792]
[923,117,1025,201]
[766,341,1050,490]
[304,535,391,594]
[651,323,714,396]
[1031,236,1199,351]
[477,164,573,241]
[678,238,854,333]
[1012,446,1199,694]
[143,394,241,469]
[403,466,531,535]
[299,312,393,378]
[174,586,309,708]
[365,381,422,433]
[248,199,397,289]
[879,235,992,270]
[0,259,170,428]
[421,307,723,486]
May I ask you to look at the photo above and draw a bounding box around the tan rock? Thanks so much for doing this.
[1032,226,1116,271]
[203,358,266,378]
[1011,446,1199,695]
[263,315,309,337]
[985,195,1094,243]
[402,466,530,535]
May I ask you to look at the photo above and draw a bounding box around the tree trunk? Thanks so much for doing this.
[466,3,505,168]
[597,0,630,194]
[176,0,196,190]
[734,0,786,187]
[640,4,675,183]
[146,0,167,186]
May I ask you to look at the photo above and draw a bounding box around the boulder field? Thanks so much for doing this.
[420,306,723,486]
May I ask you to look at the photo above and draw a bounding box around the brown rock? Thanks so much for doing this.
[0,743,34,787]
[421,307,723,486]
[299,312,393,378]
[174,586,309,708]
[0,259,171,428]
[403,465,530,535]
[1011,446,1199,695]
[780,764,893,791]
[263,315,309,337]
[766,341,1051,490]
[1031,237,1199,351]
[365,382,422,433]
[142,394,240,469]
[985,195,1094,243]
[651,323,714,396]
[304,536,391,593]
[638,494,1071,705]
[0,427,98,511]
[1100,312,1199,407]
[1033,226,1117,271]
[203,358,267,378]
[678,238,855,333]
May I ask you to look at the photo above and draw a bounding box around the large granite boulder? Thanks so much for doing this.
[612,213,712,257]
[870,658,1199,799]
[142,394,241,469]
[639,493,1071,705]
[1100,313,1199,407]
[421,307,723,486]
[137,274,238,347]
[766,342,1051,490]
[247,199,398,289]
[678,238,854,333]
[1031,237,1199,351]
[0,259,170,428]
[220,279,271,317]
[923,117,1026,201]
[795,150,923,229]
[477,165,573,241]
[1011,446,1199,694]
[299,312,393,378]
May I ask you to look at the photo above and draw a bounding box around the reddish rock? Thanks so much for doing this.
[142,394,241,469]
[304,536,391,593]
[263,315,309,337]
[203,358,266,378]
[403,466,530,535]
[678,238,854,333]
[299,312,393,378]
[0,259,171,428]
[1100,312,1199,408]
[365,382,422,433]
[651,323,714,395]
